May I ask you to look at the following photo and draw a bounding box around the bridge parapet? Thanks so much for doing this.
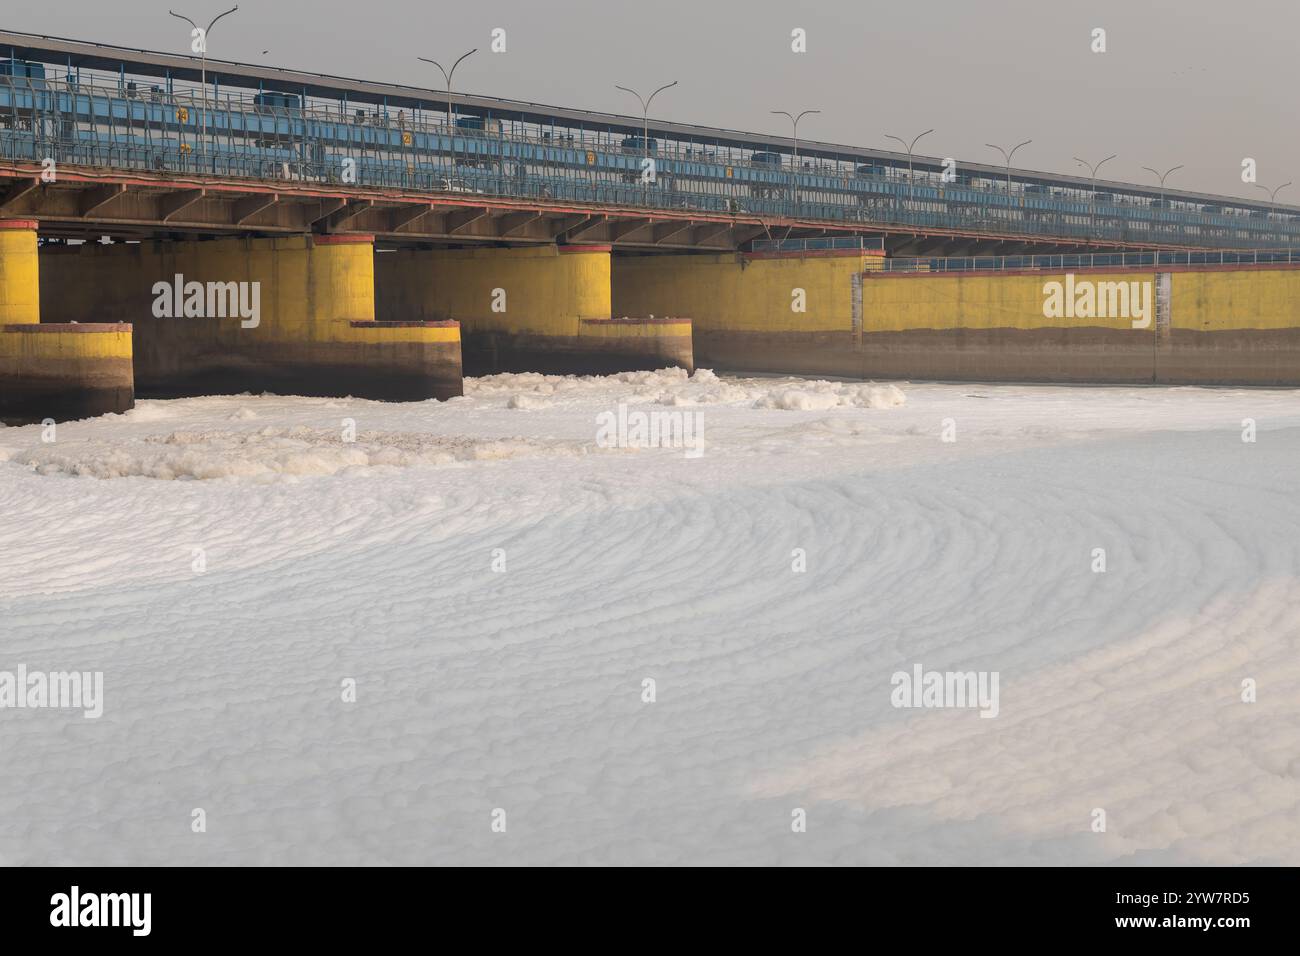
[878,249,1300,274]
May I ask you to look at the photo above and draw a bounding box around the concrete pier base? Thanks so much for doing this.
[0,323,135,425]
[376,244,694,377]
[125,316,463,402]
[463,317,693,376]
[0,220,135,424]
[40,235,463,402]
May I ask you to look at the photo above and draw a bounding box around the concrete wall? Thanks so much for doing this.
[614,252,1300,386]
[860,271,1149,331]
[852,269,1158,383]
[40,235,462,401]
[612,251,866,333]
[377,244,611,335]
[614,251,947,380]
[1163,268,1300,384]
[376,244,692,375]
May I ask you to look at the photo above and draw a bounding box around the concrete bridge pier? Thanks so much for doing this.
[375,244,693,377]
[39,234,463,403]
[0,219,134,425]
[612,247,875,378]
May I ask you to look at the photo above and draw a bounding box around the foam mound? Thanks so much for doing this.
[19,426,576,481]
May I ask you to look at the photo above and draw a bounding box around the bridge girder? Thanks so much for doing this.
[4,163,1245,256]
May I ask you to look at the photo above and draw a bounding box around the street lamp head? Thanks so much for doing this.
[418,49,475,85]
[1076,154,1117,178]
[1142,164,1183,188]
[1256,181,1293,203]
[619,82,676,117]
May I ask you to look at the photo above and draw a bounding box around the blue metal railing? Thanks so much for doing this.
[751,237,886,253]
[3,70,1299,249]
[878,249,1300,272]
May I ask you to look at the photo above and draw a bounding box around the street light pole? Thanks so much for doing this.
[1074,153,1117,237]
[771,109,820,208]
[1255,181,1292,204]
[615,81,678,192]
[1141,165,1183,237]
[885,128,934,212]
[419,49,478,130]
[169,5,239,172]
[1141,164,1184,206]
[986,139,1032,198]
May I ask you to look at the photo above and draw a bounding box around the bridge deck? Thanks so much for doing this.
[1,30,1296,249]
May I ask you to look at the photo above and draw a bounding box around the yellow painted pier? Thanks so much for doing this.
[0,220,134,424]
[8,222,1300,427]
[375,244,693,375]
[39,234,463,402]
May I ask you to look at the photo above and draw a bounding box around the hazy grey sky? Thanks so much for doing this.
[6,0,1295,199]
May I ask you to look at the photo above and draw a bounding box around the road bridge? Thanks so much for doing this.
[3,29,1299,253]
[2,29,1298,425]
